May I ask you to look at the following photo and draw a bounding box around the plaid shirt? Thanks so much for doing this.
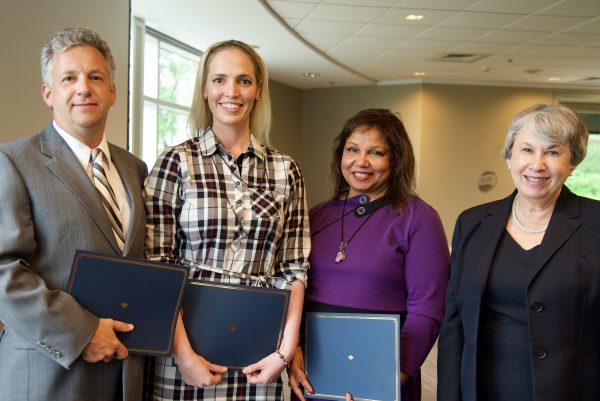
[145,128,310,285]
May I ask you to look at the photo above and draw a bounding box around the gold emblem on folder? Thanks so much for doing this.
[228,325,237,332]
[120,302,129,308]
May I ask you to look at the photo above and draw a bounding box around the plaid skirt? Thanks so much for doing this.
[144,356,284,401]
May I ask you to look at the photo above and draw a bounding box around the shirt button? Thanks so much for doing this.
[359,195,368,204]
[356,206,366,215]
[236,199,242,205]
[533,348,547,359]
[235,181,240,186]
[531,302,544,313]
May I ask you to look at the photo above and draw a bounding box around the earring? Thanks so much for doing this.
[204,96,208,100]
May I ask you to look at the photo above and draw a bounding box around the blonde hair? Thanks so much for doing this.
[189,40,271,145]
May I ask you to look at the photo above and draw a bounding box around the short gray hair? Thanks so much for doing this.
[41,27,115,86]
[502,103,588,166]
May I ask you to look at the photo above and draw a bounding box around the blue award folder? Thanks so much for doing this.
[182,281,290,368]
[67,250,188,356]
[304,312,401,401]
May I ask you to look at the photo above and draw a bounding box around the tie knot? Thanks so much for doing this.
[91,148,104,164]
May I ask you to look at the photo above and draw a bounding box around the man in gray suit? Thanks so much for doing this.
[0,28,147,401]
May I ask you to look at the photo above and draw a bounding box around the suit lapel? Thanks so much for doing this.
[478,188,580,289]
[534,187,581,277]
[40,125,121,253]
[477,193,515,297]
[109,144,144,256]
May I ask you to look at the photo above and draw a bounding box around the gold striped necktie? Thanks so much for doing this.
[90,148,124,250]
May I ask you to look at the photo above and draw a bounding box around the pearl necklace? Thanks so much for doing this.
[511,194,548,234]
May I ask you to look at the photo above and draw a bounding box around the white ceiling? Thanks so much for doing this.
[132,0,600,90]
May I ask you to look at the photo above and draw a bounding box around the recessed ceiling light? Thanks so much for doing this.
[406,14,424,21]
[548,77,560,81]
[413,71,426,76]
[303,72,320,78]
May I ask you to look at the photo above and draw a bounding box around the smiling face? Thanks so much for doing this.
[203,47,261,134]
[41,45,116,148]
[507,121,575,205]
[341,126,391,199]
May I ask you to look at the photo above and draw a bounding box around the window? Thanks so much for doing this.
[130,20,201,168]
[565,112,600,200]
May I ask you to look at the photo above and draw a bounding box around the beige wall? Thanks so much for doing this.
[419,84,557,239]
[269,80,303,163]
[0,0,130,148]
[300,83,600,240]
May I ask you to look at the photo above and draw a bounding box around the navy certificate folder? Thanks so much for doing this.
[182,281,290,368]
[304,312,401,401]
[67,250,188,356]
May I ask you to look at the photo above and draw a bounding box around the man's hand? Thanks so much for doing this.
[82,318,133,363]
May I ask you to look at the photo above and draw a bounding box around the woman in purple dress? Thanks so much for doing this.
[289,108,450,401]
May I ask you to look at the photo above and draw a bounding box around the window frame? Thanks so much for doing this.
[130,18,202,168]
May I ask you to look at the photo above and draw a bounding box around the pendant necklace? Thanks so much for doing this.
[335,193,384,263]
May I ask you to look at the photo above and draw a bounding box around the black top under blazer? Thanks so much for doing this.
[437,187,600,401]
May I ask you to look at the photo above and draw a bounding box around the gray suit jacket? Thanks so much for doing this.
[0,125,147,401]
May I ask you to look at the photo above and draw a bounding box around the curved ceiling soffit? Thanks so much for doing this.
[258,0,377,85]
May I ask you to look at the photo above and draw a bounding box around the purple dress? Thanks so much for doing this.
[305,194,449,401]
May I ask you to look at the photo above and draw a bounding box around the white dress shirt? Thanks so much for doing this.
[53,121,131,238]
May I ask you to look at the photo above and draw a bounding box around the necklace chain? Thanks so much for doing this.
[511,193,548,234]
[335,193,384,263]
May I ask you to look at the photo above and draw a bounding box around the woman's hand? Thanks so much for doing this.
[171,312,227,388]
[174,352,228,388]
[242,352,287,384]
[289,346,313,401]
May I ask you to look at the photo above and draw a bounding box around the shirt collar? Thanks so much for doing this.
[197,127,265,161]
[53,121,112,170]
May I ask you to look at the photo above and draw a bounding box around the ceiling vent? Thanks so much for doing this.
[432,53,490,63]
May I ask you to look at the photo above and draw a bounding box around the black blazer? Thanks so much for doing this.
[437,187,600,401]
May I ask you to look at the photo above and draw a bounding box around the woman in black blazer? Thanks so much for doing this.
[437,103,600,401]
